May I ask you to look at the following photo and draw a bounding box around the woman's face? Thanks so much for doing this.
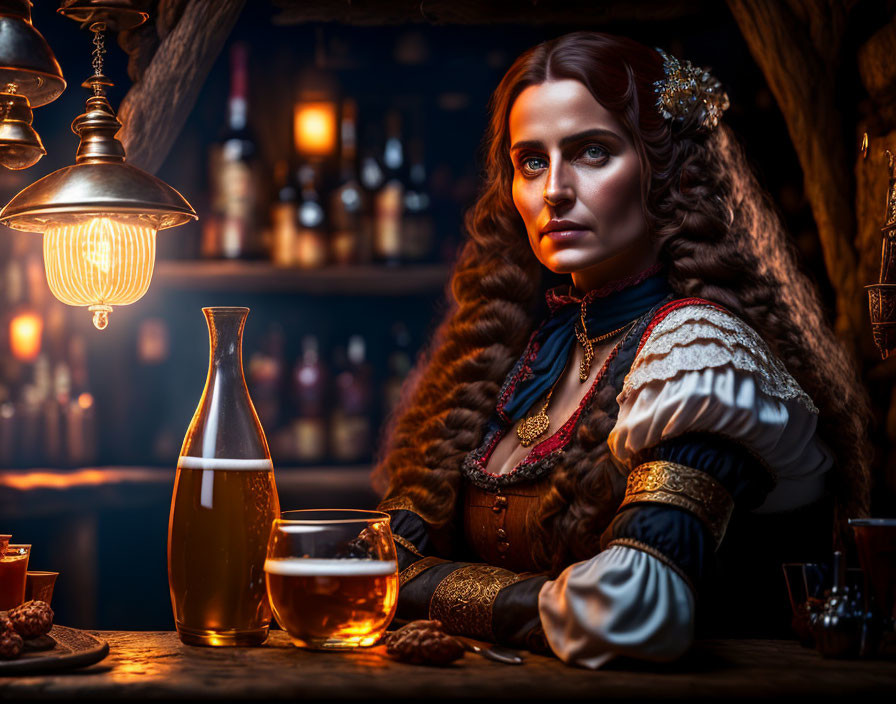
[509,79,656,291]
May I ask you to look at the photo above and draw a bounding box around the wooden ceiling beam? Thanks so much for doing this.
[116,0,246,175]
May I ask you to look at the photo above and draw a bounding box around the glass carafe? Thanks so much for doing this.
[168,307,280,646]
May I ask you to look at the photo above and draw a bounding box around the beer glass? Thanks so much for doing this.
[265,510,398,649]
[168,307,280,647]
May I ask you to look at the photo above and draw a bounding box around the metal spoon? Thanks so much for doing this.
[454,635,525,665]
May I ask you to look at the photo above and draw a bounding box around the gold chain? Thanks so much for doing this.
[517,307,639,446]
[575,302,638,382]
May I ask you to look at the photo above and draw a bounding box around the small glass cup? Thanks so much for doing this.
[265,509,398,649]
[0,544,31,611]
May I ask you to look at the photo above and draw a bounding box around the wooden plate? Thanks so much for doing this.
[0,625,109,675]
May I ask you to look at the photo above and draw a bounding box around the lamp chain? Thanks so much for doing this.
[91,22,107,94]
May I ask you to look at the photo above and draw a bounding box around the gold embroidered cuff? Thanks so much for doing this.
[393,533,424,558]
[619,460,734,547]
[399,556,448,589]
[428,564,525,641]
[378,495,442,525]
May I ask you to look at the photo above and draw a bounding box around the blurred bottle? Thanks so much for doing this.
[402,137,434,261]
[248,324,285,431]
[330,335,372,463]
[65,335,97,467]
[374,111,405,265]
[295,164,328,269]
[360,124,384,259]
[330,100,365,265]
[384,322,412,419]
[270,160,299,267]
[203,42,259,260]
[288,335,327,463]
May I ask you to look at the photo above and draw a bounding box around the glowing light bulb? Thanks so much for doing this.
[294,102,337,157]
[9,310,42,361]
[42,216,157,330]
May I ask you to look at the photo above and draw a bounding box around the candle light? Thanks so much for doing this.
[294,101,337,157]
[9,309,42,361]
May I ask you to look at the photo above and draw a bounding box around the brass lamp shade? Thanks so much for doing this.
[0,90,44,169]
[0,0,65,107]
[57,0,148,32]
[0,85,196,231]
[1,161,196,231]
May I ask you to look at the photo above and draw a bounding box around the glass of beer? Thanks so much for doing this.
[265,510,398,649]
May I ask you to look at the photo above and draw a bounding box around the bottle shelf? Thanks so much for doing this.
[153,260,451,295]
[0,465,376,518]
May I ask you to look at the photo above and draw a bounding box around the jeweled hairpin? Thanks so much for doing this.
[653,48,730,133]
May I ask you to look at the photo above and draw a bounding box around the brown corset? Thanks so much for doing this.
[462,478,553,573]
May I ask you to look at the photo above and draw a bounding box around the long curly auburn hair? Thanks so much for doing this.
[373,31,871,572]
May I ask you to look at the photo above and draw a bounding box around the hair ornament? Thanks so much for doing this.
[653,48,729,133]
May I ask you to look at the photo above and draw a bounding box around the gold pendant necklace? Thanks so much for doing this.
[516,354,570,448]
[575,302,639,382]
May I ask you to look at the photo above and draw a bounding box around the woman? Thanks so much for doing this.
[373,32,871,668]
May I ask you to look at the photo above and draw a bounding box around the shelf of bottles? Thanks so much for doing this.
[185,44,452,282]
[0,233,98,471]
[0,40,462,474]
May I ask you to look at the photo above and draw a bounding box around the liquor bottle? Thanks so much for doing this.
[270,160,299,267]
[289,335,327,463]
[374,111,405,265]
[359,125,384,264]
[169,307,279,646]
[248,324,285,432]
[204,43,259,260]
[65,335,97,468]
[330,100,365,265]
[402,137,434,261]
[330,335,372,463]
[384,322,413,419]
[295,164,328,269]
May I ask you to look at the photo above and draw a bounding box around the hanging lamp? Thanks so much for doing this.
[0,5,196,330]
[0,0,66,168]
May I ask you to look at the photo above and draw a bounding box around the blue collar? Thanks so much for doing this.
[499,267,672,424]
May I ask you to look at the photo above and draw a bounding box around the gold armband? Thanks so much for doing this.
[399,556,448,589]
[428,565,525,641]
[619,461,734,547]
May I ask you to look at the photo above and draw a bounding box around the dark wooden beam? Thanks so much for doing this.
[117,0,246,174]
[272,0,716,26]
[727,0,863,347]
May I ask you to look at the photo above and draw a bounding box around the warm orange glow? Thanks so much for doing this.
[0,468,164,491]
[294,102,337,156]
[43,217,157,330]
[9,311,43,361]
[77,392,94,410]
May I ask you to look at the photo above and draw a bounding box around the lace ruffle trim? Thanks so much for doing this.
[621,306,817,413]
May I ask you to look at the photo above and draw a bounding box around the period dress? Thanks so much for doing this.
[379,269,831,668]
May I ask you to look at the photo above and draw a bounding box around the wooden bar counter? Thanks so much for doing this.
[2,632,895,700]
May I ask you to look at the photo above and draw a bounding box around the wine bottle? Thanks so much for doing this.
[204,42,259,260]
[330,335,372,463]
[330,100,364,265]
[270,160,299,267]
[295,164,328,269]
[374,111,405,265]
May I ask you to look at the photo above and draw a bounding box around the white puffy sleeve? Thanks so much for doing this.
[608,303,833,512]
[537,303,832,669]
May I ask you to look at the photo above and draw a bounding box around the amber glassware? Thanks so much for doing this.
[168,307,280,646]
[265,510,398,649]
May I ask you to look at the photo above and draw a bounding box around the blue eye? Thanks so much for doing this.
[583,145,609,160]
[521,156,547,173]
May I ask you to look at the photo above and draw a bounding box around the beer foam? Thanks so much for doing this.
[264,558,398,577]
[178,456,273,471]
